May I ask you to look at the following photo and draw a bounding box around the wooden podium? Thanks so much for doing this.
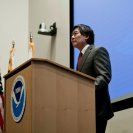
[4,58,96,133]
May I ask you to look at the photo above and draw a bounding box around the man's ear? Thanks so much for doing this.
[85,36,89,42]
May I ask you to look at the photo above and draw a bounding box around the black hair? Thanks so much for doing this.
[72,24,95,44]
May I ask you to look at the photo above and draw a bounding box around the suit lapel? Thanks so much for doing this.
[78,45,94,71]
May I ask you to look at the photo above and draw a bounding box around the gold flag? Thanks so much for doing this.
[8,41,16,73]
[28,33,35,59]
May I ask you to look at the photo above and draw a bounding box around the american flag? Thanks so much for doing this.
[0,73,4,133]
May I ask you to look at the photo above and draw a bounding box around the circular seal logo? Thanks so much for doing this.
[11,76,26,122]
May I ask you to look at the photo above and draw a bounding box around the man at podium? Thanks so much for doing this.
[71,24,114,133]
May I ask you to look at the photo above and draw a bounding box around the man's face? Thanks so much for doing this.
[71,28,88,50]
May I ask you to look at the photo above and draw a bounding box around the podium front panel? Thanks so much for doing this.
[4,59,95,133]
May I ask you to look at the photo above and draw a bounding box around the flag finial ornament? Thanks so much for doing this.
[28,32,35,59]
[8,41,16,73]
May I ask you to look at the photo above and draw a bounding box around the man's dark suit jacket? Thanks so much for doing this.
[78,45,114,120]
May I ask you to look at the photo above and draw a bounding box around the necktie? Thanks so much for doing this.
[77,52,83,69]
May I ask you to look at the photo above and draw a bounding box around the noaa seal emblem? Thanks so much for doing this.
[11,76,26,122]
